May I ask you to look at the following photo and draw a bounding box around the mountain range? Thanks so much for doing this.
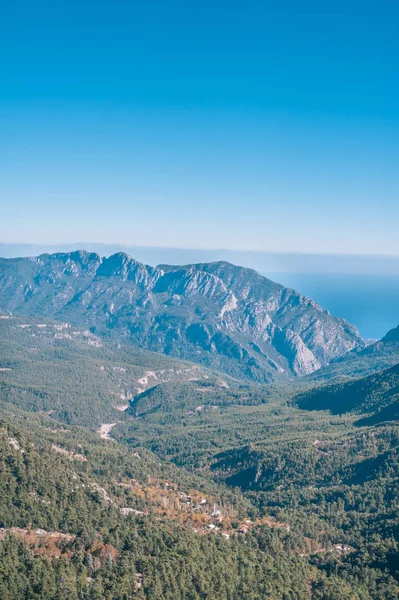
[2,251,399,597]
[0,251,366,382]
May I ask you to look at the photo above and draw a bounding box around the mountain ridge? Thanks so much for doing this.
[0,251,365,382]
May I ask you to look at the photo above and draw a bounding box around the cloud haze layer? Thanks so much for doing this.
[2,243,399,275]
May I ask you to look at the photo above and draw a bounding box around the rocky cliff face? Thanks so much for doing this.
[305,321,399,383]
[0,252,365,382]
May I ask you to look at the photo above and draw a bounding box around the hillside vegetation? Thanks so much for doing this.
[1,261,399,598]
[296,362,399,425]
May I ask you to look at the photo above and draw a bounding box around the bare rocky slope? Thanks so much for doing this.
[305,323,399,382]
[0,251,365,382]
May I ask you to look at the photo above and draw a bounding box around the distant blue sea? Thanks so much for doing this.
[263,272,399,340]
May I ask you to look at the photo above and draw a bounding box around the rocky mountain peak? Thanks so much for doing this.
[95,252,136,278]
[95,252,162,286]
[41,250,101,266]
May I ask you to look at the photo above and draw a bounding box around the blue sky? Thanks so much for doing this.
[1,0,398,254]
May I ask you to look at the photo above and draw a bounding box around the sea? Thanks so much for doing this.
[263,272,399,340]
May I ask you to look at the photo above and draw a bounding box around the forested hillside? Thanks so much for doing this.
[0,414,316,600]
[1,285,399,597]
[0,315,218,426]
[296,362,399,424]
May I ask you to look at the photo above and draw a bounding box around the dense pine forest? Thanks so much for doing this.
[1,306,399,598]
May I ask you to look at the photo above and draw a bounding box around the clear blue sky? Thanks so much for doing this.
[1,0,398,254]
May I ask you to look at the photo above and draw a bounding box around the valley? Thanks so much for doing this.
[1,253,399,599]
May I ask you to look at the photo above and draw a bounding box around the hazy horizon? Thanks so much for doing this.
[3,240,399,259]
[3,241,399,273]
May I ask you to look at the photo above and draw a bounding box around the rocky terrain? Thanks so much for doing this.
[306,322,399,382]
[0,251,365,382]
